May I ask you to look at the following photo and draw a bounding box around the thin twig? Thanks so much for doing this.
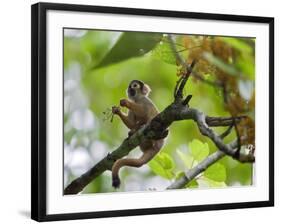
[175,59,197,100]
[167,34,186,66]
[233,117,242,159]
[167,140,237,189]
[219,123,234,139]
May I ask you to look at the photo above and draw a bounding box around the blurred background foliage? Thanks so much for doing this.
[63,29,255,194]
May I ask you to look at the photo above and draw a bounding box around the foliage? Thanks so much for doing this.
[63,29,255,193]
[95,32,162,69]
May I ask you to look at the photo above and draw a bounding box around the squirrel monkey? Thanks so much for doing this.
[111,80,165,188]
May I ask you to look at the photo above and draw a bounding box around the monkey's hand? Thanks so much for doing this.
[120,99,129,107]
[112,106,121,115]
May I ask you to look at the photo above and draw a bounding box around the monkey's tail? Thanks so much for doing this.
[111,151,156,188]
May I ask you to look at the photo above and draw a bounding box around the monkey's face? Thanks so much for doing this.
[127,80,151,100]
[128,80,142,97]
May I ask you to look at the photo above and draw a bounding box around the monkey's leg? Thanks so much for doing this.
[111,149,158,188]
[116,111,135,129]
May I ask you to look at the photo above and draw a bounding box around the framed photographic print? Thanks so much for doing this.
[31,2,274,222]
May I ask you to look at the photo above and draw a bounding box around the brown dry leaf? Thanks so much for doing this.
[237,116,255,145]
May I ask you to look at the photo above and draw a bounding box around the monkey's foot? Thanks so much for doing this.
[112,176,121,188]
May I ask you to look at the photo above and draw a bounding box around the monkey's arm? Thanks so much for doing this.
[120,99,145,117]
[111,149,157,188]
[112,106,135,129]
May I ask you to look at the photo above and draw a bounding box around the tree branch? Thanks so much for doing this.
[190,109,254,163]
[219,123,234,139]
[205,116,246,127]
[64,126,147,194]
[168,151,224,189]
[167,140,238,189]
[167,34,186,67]
[167,124,240,190]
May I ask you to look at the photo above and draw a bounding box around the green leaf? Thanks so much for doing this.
[219,37,255,80]
[80,31,121,67]
[186,179,199,188]
[203,52,240,77]
[220,37,252,54]
[152,41,177,65]
[176,150,193,168]
[156,152,175,170]
[148,160,174,179]
[189,139,209,162]
[236,54,255,80]
[95,32,162,69]
[148,152,175,179]
[175,171,185,180]
[201,177,227,187]
[204,163,227,182]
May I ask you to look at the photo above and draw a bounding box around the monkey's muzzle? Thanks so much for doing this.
[128,88,136,97]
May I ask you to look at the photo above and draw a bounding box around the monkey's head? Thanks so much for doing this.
[127,80,151,100]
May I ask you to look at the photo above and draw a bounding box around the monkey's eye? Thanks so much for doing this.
[132,83,138,88]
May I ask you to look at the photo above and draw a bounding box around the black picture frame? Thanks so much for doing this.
[31,2,274,222]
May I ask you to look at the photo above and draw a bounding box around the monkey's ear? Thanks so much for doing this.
[142,84,151,96]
